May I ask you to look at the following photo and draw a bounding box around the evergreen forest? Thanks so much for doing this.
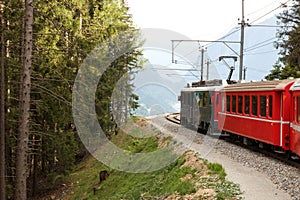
[1,0,300,199]
[0,0,141,199]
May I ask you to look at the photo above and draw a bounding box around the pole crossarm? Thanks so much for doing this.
[171,39,240,43]
[171,39,240,64]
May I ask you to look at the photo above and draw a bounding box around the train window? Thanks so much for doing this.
[269,95,273,118]
[194,92,199,107]
[245,95,250,114]
[297,96,300,124]
[216,94,219,105]
[232,95,236,113]
[222,95,225,112]
[198,92,210,107]
[260,96,266,117]
[198,92,203,107]
[252,95,258,116]
[195,92,200,101]
[203,92,210,107]
[226,95,231,112]
[183,93,187,105]
[238,96,243,114]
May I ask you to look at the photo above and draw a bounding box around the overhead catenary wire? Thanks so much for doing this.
[171,0,293,81]
[210,1,291,59]
[244,37,276,51]
[208,0,290,43]
[246,0,282,17]
[245,41,275,52]
[175,46,206,66]
[248,0,293,24]
[149,61,200,81]
[246,66,270,73]
[244,49,278,56]
[151,68,198,71]
[249,24,292,28]
[205,0,292,55]
[205,27,241,48]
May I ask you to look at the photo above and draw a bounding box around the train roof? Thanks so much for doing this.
[181,85,225,92]
[181,79,228,92]
[290,79,300,91]
[222,79,296,92]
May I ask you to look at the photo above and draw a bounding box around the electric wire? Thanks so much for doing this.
[249,0,293,24]
[170,0,294,81]
[244,49,278,55]
[246,0,282,17]
[245,41,275,52]
[244,37,276,51]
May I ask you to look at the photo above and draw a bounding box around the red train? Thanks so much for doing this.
[180,78,300,158]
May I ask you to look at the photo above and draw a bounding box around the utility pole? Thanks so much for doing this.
[239,0,246,81]
[172,40,239,81]
[206,59,210,80]
[200,47,204,81]
[243,67,247,80]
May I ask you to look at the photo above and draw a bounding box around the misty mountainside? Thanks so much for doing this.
[133,16,281,116]
[131,28,197,116]
[132,62,188,116]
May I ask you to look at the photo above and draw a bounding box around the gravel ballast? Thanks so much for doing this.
[148,115,299,200]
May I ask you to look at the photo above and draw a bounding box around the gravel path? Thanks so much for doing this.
[148,115,299,200]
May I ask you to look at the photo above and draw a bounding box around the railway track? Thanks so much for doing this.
[164,113,300,198]
[165,113,300,169]
[223,137,300,169]
[165,113,180,124]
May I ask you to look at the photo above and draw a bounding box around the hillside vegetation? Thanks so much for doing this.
[44,118,242,200]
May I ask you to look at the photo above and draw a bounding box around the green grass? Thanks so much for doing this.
[68,131,195,199]
[196,161,242,200]
[65,121,242,199]
[207,162,227,180]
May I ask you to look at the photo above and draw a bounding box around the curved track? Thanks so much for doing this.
[165,113,180,124]
[224,137,300,169]
[165,113,300,169]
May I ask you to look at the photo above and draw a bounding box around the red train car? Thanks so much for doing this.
[289,79,300,157]
[218,79,297,155]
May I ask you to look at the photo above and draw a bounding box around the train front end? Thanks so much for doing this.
[180,79,226,135]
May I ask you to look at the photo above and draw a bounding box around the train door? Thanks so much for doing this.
[180,91,191,127]
[193,91,200,129]
[290,93,300,157]
[209,91,221,134]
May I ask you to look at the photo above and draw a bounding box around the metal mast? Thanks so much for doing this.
[200,48,204,81]
[239,0,246,81]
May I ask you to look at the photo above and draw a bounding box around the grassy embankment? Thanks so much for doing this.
[64,117,242,199]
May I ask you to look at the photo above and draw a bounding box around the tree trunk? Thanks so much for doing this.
[15,0,33,199]
[0,3,6,199]
[31,134,38,197]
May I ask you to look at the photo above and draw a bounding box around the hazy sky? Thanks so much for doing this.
[127,0,289,40]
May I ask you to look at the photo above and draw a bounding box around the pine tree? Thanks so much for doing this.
[277,0,300,67]
[1,0,25,198]
[14,0,33,199]
[1,0,142,198]
[266,0,300,79]
[0,1,6,199]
